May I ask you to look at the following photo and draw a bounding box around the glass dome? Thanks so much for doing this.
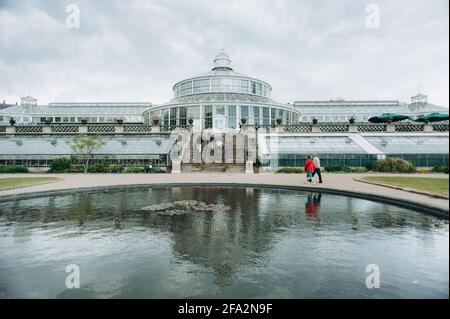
[144,51,301,131]
[172,50,272,98]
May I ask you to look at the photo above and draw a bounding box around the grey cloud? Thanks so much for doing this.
[0,0,448,107]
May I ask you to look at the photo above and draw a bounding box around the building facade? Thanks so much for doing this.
[143,50,301,130]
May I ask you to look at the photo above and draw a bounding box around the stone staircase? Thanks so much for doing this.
[182,163,245,173]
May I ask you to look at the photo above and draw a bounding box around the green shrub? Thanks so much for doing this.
[277,167,305,173]
[323,167,368,173]
[87,163,108,173]
[371,157,415,173]
[323,166,342,172]
[433,166,449,174]
[123,167,145,173]
[0,165,29,173]
[146,167,167,173]
[50,158,71,172]
[108,164,123,173]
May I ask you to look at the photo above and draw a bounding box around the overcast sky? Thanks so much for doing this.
[0,0,448,107]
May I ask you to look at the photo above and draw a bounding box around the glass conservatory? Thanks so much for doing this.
[259,133,449,167]
[143,50,301,130]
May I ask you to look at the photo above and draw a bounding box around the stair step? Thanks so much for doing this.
[181,163,246,173]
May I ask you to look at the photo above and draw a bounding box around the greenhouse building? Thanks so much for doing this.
[0,50,448,171]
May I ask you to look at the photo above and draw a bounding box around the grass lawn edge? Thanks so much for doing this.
[0,177,61,191]
[355,177,449,200]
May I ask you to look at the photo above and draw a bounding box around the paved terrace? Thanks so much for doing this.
[0,173,448,214]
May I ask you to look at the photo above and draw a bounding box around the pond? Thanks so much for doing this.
[0,186,448,298]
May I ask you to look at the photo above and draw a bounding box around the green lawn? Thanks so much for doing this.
[361,176,449,197]
[0,177,59,190]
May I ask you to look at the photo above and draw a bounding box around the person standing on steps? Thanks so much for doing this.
[312,155,323,184]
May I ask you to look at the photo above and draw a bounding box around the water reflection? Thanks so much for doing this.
[305,192,321,218]
[0,186,448,298]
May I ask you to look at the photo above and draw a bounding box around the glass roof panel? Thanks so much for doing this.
[0,136,175,158]
[364,136,449,154]
[260,136,367,155]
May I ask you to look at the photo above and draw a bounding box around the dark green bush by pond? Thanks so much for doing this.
[87,163,108,173]
[371,158,415,173]
[123,167,145,173]
[324,167,368,173]
[433,166,449,174]
[50,158,71,172]
[0,165,29,173]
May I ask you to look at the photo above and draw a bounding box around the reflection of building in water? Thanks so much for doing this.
[154,187,288,287]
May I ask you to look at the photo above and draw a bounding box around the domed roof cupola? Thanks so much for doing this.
[212,49,233,71]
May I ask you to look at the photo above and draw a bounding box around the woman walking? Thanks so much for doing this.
[304,155,316,184]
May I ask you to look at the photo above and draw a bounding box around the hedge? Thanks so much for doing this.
[0,165,29,173]
[433,166,449,174]
[123,167,145,173]
[277,167,305,173]
[324,167,368,173]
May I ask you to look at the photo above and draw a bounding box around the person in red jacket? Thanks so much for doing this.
[304,155,316,184]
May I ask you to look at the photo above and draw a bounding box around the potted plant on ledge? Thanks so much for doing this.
[9,118,16,126]
[349,116,356,124]
[81,118,88,125]
[116,118,124,125]
[312,118,318,125]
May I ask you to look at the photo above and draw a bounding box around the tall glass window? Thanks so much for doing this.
[162,109,169,128]
[255,82,262,95]
[220,78,231,91]
[227,105,236,129]
[279,110,284,124]
[240,105,249,123]
[204,105,213,129]
[215,105,225,115]
[193,79,210,93]
[270,108,276,125]
[179,106,187,126]
[240,80,248,93]
[262,107,270,125]
[232,79,240,92]
[188,106,200,120]
[179,81,192,96]
[254,106,260,125]
[170,108,177,127]
[212,79,220,91]
[251,82,257,94]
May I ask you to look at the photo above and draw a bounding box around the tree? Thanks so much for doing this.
[69,134,106,173]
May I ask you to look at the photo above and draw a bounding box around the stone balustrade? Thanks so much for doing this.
[0,122,447,135]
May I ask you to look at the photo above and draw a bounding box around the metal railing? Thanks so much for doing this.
[0,122,448,135]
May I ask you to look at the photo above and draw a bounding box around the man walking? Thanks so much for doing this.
[312,155,323,183]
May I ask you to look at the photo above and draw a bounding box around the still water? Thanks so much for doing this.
[0,186,448,298]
